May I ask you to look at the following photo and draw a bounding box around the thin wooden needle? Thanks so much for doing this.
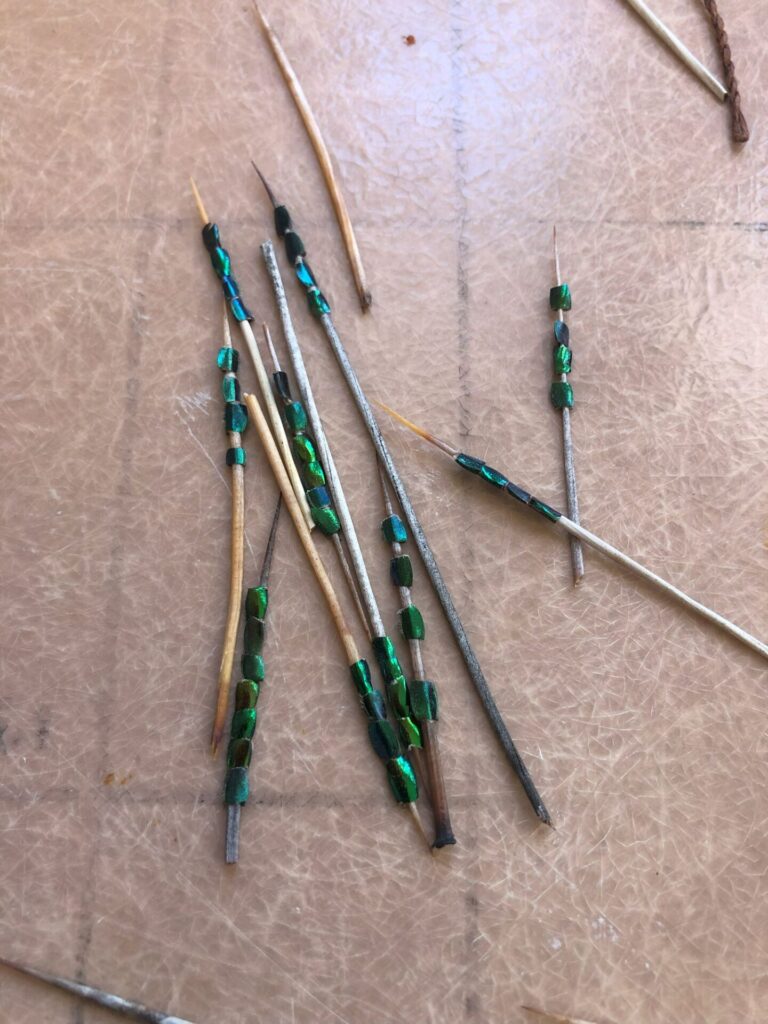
[189,178,314,533]
[378,401,768,662]
[251,3,372,311]
[0,956,197,1024]
[212,305,246,755]
[242,391,431,850]
[552,226,584,586]
[523,1008,605,1024]
[620,0,727,100]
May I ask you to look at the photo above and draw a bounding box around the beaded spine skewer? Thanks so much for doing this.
[259,244,424,758]
[549,233,584,585]
[379,472,455,848]
[218,342,248,465]
[255,172,552,827]
[240,391,423,814]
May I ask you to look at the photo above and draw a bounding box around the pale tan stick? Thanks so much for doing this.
[212,308,246,755]
[252,3,372,312]
[242,392,430,850]
[621,0,727,100]
[190,178,314,531]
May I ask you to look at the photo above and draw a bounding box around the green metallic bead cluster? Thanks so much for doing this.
[218,345,248,465]
[371,635,422,751]
[549,290,574,411]
[224,586,270,806]
[272,375,341,537]
[347,659,419,804]
[549,283,572,311]
[202,222,253,323]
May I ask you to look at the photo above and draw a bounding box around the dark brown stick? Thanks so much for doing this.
[701,0,749,143]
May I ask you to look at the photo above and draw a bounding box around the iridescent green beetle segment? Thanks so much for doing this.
[350,659,373,695]
[372,634,403,682]
[549,282,572,311]
[310,506,341,535]
[304,460,326,488]
[368,719,400,761]
[456,453,484,474]
[480,464,509,489]
[246,586,268,619]
[244,617,265,655]
[386,756,418,803]
[225,402,248,433]
[390,555,413,588]
[226,447,246,466]
[284,401,308,432]
[201,222,253,323]
[381,514,407,544]
[400,605,425,640]
[241,654,265,682]
[231,707,257,740]
[409,680,438,721]
[554,343,572,375]
[293,434,317,464]
[550,381,574,409]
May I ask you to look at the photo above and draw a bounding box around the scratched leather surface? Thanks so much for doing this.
[1,1,766,1022]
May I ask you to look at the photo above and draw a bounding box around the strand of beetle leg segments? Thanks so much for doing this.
[0,956,197,1024]
[549,228,584,586]
[262,322,371,637]
[377,401,768,663]
[211,307,247,755]
[241,391,430,849]
[259,240,426,766]
[377,465,455,848]
[701,0,749,142]
[253,169,551,827]
[189,178,313,533]
[224,494,281,864]
[248,8,372,314]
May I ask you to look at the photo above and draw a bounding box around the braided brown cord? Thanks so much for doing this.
[701,0,750,143]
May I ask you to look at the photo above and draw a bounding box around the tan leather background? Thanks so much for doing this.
[1,2,767,1022]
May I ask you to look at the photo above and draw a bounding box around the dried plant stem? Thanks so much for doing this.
[622,0,727,100]
[701,0,750,142]
[252,3,372,311]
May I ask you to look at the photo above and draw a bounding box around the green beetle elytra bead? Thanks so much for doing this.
[210,246,231,278]
[224,766,249,805]
[386,674,409,718]
[350,658,373,695]
[480,464,509,489]
[217,347,239,373]
[381,514,407,544]
[235,678,260,709]
[362,689,387,721]
[550,381,574,409]
[304,460,326,488]
[409,680,438,721]
[400,604,425,641]
[284,401,308,432]
[306,486,331,510]
[226,447,246,466]
[231,706,257,741]
[221,376,240,403]
[553,320,570,347]
[311,505,341,535]
[530,497,562,523]
[225,402,248,433]
[372,634,403,682]
[554,343,572,375]
[246,586,268,620]
[397,716,422,749]
[456,453,484,474]
[390,555,413,588]
[293,434,317,464]
[244,616,265,655]
[367,719,400,761]
[227,737,252,769]
[241,654,265,682]
[386,755,418,803]
[307,289,331,317]
[549,283,572,311]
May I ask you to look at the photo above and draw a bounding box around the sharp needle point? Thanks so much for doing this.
[373,400,459,457]
[189,176,209,225]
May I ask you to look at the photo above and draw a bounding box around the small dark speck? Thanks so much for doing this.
[402,34,416,45]
[103,772,115,786]
[37,713,50,750]
[465,993,481,1017]
[0,722,7,754]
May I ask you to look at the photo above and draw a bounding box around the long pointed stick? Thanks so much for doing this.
[190,178,314,538]
[377,401,768,662]
[257,171,551,826]
[242,390,430,850]
[621,0,727,100]
[212,306,246,755]
[0,956,197,1024]
[523,1008,605,1024]
[551,227,584,585]
[252,6,372,311]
